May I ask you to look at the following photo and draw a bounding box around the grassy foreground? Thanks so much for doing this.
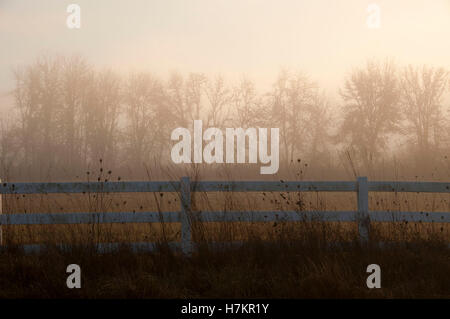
[0,236,449,298]
[1,177,449,298]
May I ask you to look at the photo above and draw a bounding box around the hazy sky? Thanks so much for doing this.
[1,0,449,111]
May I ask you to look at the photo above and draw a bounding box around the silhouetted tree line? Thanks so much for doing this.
[0,55,449,181]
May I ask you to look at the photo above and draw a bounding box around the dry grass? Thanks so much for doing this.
[0,233,449,298]
[0,169,449,298]
[2,189,449,245]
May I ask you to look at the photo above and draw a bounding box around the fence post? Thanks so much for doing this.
[357,176,370,244]
[180,176,192,255]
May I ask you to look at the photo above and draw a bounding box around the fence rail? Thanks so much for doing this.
[0,177,449,254]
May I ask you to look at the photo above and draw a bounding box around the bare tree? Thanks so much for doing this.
[306,92,334,164]
[167,72,206,129]
[232,78,265,128]
[399,65,448,159]
[204,75,232,128]
[123,72,170,165]
[84,70,122,168]
[268,70,317,165]
[339,60,401,170]
[59,55,92,171]
[0,117,18,180]
[13,55,63,179]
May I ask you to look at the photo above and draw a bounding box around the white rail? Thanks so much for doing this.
[0,176,449,254]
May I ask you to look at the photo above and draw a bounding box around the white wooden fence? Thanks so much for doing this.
[0,176,449,254]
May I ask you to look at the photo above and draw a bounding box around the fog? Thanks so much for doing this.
[0,0,449,181]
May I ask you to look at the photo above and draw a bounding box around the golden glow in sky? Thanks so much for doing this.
[0,0,449,97]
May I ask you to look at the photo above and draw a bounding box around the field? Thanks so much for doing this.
[1,0,450,302]
[0,176,449,298]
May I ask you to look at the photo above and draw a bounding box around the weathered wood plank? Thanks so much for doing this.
[0,181,180,194]
[193,181,357,192]
[1,180,449,195]
[2,210,449,226]
[0,211,180,225]
[369,181,450,193]
[197,210,358,222]
[370,211,450,223]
